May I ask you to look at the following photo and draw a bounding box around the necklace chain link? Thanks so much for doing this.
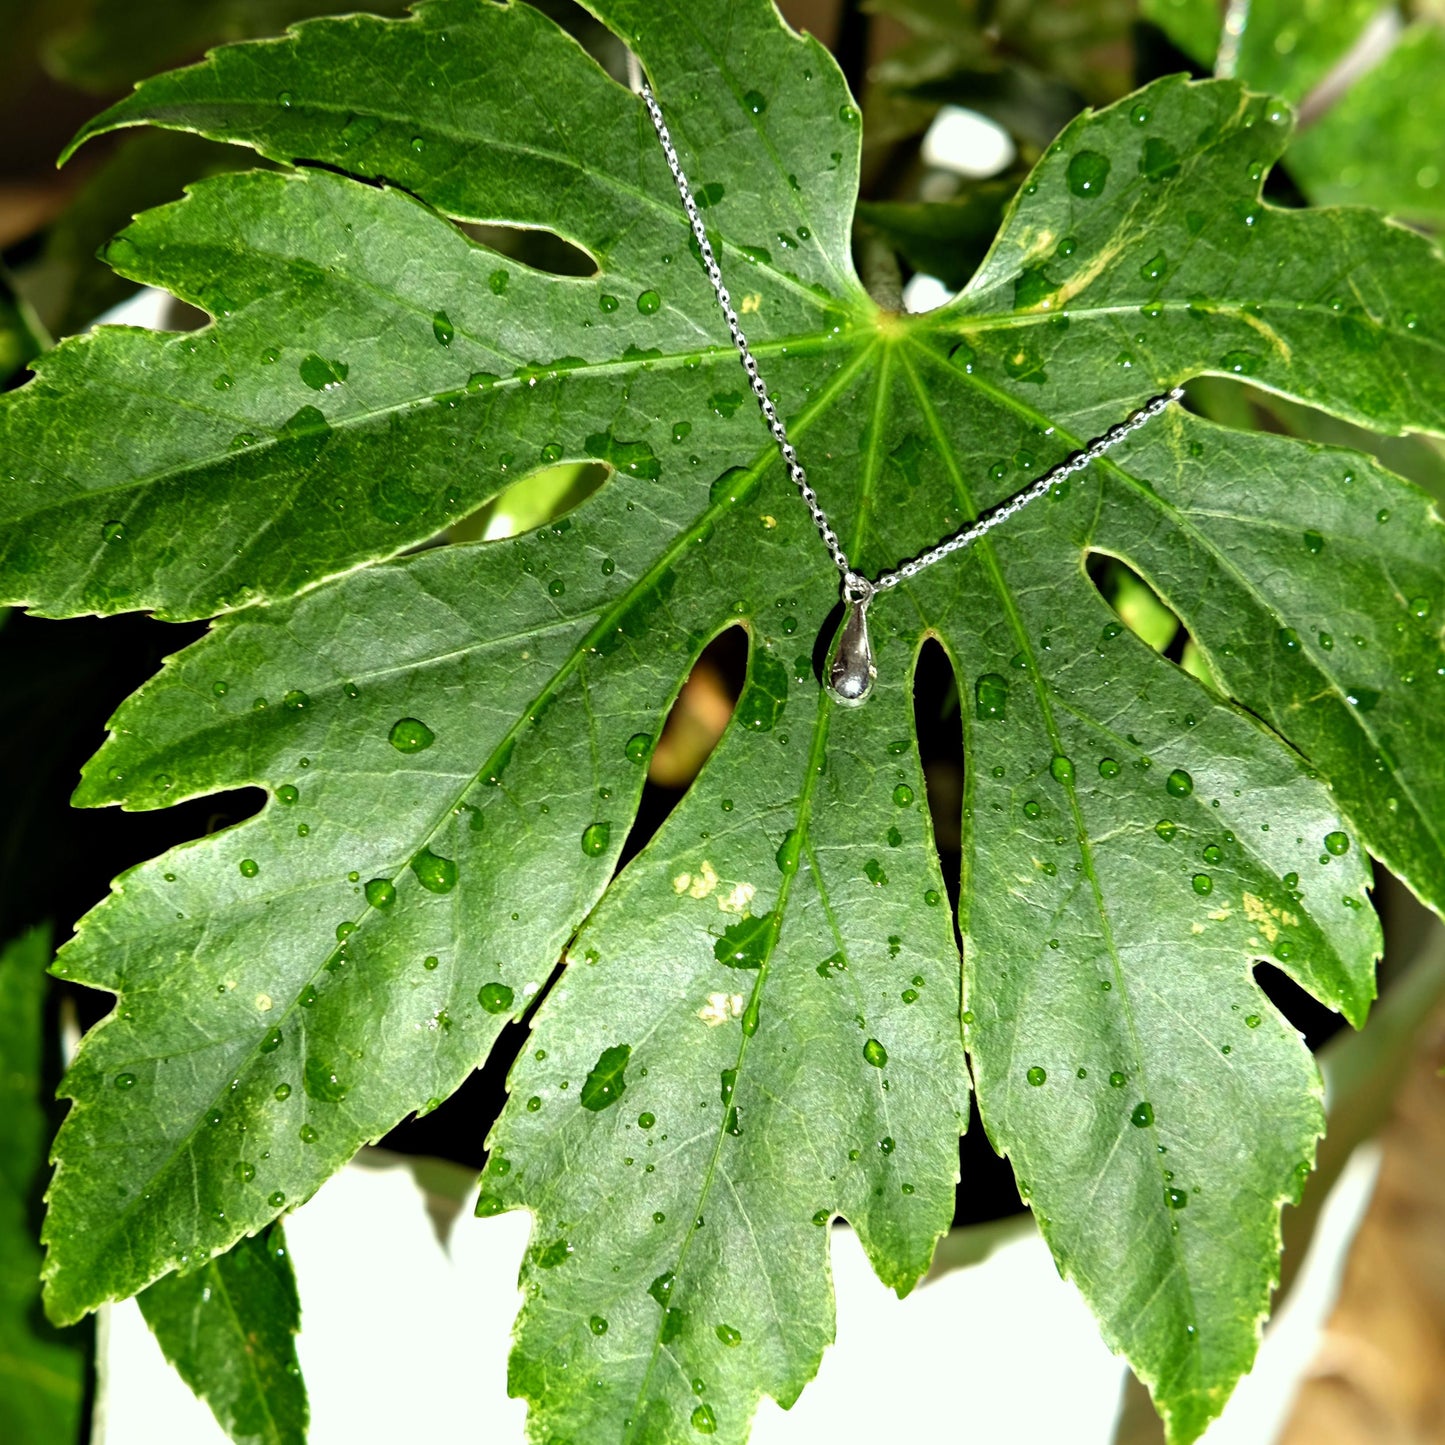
[638,80,1183,599]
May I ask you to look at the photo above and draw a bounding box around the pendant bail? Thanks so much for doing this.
[826,574,877,707]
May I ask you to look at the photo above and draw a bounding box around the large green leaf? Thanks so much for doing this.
[10,2,1444,1441]
[0,926,87,1445]
[137,1224,306,1445]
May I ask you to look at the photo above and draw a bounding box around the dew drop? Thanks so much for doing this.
[410,847,458,894]
[1049,755,1075,785]
[975,672,1008,720]
[239,859,260,878]
[1131,1101,1154,1128]
[1166,768,1193,798]
[1324,830,1349,855]
[364,878,396,910]
[637,289,662,315]
[389,717,436,753]
[1066,151,1111,197]
[581,822,612,857]
[304,1058,347,1103]
[863,1038,888,1068]
[478,981,515,1014]
[1219,349,1261,375]
[432,311,454,346]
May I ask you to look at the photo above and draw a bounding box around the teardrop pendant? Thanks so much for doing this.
[826,589,877,707]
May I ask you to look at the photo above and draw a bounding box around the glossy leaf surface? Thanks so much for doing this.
[11,4,1445,1442]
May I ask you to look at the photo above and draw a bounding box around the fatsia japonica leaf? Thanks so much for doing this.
[136,1224,306,1445]
[11,1,1445,1441]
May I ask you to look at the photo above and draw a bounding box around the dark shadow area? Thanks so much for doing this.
[0,610,260,1011]
[381,1011,534,1171]
[619,625,746,871]
[954,1092,1024,1227]
[460,222,600,279]
[1253,960,1350,1054]
[913,637,963,912]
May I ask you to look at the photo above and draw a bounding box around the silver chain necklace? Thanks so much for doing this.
[636,78,1183,707]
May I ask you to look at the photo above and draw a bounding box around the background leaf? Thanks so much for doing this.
[46,0,415,92]
[0,925,88,1445]
[1286,22,1445,226]
[136,1223,306,1445]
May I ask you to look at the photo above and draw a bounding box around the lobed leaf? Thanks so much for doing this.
[15,3,1445,1441]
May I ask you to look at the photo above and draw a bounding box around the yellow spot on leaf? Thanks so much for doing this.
[698,992,745,1026]
[1242,891,1286,942]
[720,882,755,914]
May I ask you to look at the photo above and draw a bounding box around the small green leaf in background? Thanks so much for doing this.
[45,0,415,92]
[858,181,1021,292]
[1287,23,1445,226]
[137,1223,306,1445]
[0,925,87,1445]
[4,2,1445,1442]
[0,264,49,386]
[1141,0,1381,100]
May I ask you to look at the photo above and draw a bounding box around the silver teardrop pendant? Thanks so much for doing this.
[826,589,877,707]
